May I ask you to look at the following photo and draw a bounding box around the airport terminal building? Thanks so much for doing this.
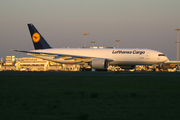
[0,56,81,71]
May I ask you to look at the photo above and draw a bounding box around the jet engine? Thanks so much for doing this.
[119,65,136,69]
[90,59,109,70]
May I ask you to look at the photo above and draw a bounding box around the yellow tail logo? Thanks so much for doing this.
[32,33,40,43]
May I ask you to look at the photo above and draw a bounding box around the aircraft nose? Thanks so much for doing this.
[163,56,169,62]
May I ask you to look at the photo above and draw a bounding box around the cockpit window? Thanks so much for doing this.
[158,54,165,56]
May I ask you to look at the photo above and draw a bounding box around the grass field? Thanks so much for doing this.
[0,75,180,120]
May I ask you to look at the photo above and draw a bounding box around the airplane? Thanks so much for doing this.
[12,24,168,71]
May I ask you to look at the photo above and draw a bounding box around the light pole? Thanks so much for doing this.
[91,40,95,47]
[116,40,120,48]
[82,32,89,48]
[175,28,180,69]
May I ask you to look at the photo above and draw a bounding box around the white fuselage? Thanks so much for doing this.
[28,48,168,65]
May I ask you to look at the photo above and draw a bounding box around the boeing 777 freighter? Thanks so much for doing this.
[12,24,168,70]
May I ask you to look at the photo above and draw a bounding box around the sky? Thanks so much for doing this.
[0,0,180,60]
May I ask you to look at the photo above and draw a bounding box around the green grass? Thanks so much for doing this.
[0,76,180,120]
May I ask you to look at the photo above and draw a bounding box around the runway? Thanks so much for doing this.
[1,71,180,76]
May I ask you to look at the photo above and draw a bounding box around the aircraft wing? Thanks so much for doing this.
[11,49,114,62]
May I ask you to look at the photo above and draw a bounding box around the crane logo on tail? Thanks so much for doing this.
[32,33,40,43]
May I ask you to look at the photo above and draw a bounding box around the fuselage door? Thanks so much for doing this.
[146,52,150,59]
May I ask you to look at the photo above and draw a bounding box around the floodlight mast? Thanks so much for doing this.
[116,40,120,48]
[82,32,89,48]
[91,40,95,47]
[175,28,180,69]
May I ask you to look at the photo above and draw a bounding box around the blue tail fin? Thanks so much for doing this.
[28,24,51,50]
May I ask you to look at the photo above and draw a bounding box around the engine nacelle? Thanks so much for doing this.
[119,65,136,69]
[90,59,109,70]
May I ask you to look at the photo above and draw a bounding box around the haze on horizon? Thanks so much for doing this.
[1,0,180,60]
